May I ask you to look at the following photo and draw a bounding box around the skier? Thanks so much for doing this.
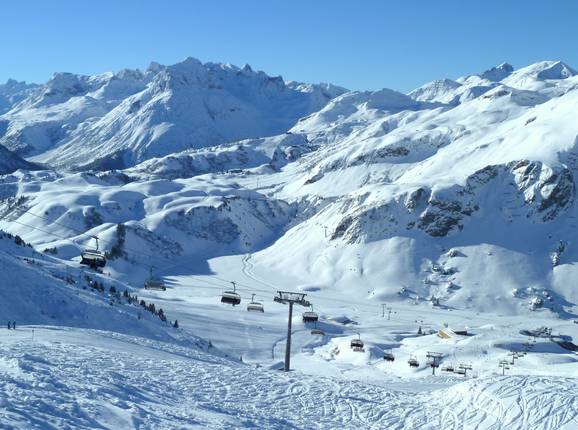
[12,321,15,330]
[7,321,10,330]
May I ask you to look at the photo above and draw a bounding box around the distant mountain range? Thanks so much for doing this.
[0,58,345,170]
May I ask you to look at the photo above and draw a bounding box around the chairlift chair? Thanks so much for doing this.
[302,305,319,323]
[383,349,395,362]
[144,266,166,291]
[441,364,454,372]
[350,333,365,352]
[311,322,325,336]
[408,355,419,368]
[80,236,106,269]
[221,282,241,306]
[247,294,264,312]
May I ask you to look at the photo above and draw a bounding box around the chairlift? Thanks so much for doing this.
[302,305,319,323]
[350,333,365,352]
[311,322,325,336]
[144,266,166,291]
[383,349,395,362]
[80,236,106,269]
[221,282,241,306]
[247,294,264,313]
[453,368,466,375]
[408,355,419,368]
[441,364,454,372]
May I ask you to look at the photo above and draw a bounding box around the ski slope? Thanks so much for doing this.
[0,225,576,428]
[1,328,577,430]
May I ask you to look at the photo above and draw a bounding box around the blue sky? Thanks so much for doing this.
[1,0,576,92]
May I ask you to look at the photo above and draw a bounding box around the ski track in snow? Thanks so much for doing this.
[0,329,576,429]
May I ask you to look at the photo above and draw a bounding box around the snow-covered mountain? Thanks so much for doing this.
[0,79,39,114]
[0,58,346,170]
[3,58,578,313]
[2,58,578,428]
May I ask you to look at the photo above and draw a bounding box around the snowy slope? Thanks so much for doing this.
[0,230,195,341]
[0,145,39,174]
[1,327,577,429]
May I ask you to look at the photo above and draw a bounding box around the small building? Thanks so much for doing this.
[438,327,468,338]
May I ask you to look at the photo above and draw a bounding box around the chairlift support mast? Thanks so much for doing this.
[458,363,472,377]
[426,351,443,375]
[499,360,510,376]
[274,291,310,372]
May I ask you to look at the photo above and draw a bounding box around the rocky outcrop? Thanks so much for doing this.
[329,160,574,243]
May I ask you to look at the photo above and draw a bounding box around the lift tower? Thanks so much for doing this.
[274,291,310,372]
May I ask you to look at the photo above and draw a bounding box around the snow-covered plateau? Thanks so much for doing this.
[0,58,577,429]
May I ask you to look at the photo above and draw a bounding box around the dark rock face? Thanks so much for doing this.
[329,159,574,243]
[417,198,474,237]
[404,188,426,212]
[509,160,574,222]
[0,145,40,174]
